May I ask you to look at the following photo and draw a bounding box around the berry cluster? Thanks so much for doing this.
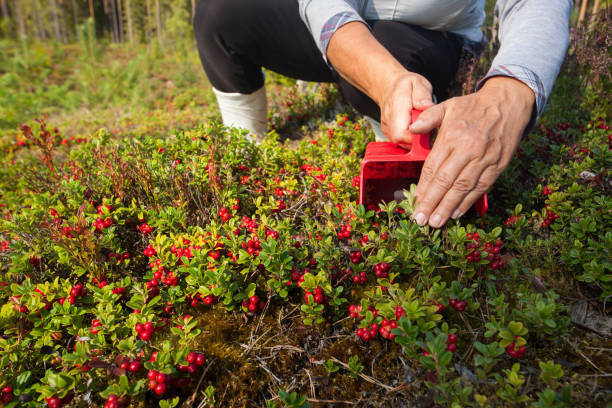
[446,333,458,352]
[93,216,114,232]
[506,342,527,359]
[378,318,397,340]
[505,215,522,227]
[90,318,102,334]
[304,286,327,305]
[449,298,467,312]
[134,321,155,341]
[1,386,13,404]
[373,262,390,278]
[356,322,379,342]
[138,222,153,234]
[59,283,86,305]
[178,351,207,374]
[348,304,362,319]
[337,224,352,240]
[218,207,232,222]
[352,270,367,284]
[289,266,307,287]
[542,210,559,228]
[350,251,362,264]
[104,394,130,408]
[147,370,169,396]
[352,175,360,188]
[143,244,157,257]
[117,356,142,373]
[108,252,130,264]
[542,186,553,195]
[242,295,265,313]
[242,236,262,257]
[186,292,219,307]
[45,394,73,408]
[484,239,504,270]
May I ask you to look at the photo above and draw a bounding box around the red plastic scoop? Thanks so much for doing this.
[359,110,488,215]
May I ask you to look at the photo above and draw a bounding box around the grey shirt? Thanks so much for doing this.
[298,0,572,117]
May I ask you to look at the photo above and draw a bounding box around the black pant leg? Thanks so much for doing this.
[193,0,334,93]
[337,20,463,121]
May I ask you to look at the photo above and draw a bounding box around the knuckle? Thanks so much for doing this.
[432,171,453,190]
[420,165,435,182]
[473,179,490,193]
[452,177,474,192]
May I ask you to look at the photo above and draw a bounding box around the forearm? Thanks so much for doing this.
[326,22,405,105]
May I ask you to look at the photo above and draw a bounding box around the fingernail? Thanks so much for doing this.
[414,212,426,226]
[411,119,424,128]
[429,214,442,228]
[452,209,462,219]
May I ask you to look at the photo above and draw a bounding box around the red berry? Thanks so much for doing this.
[448,333,457,343]
[156,373,167,383]
[147,370,158,380]
[195,353,206,366]
[187,351,197,364]
[154,383,166,395]
[128,360,142,372]
[446,343,457,352]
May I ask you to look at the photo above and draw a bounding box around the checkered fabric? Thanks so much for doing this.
[320,11,365,58]
[480,64,546,117]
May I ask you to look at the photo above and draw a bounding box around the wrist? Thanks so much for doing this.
[480,76,535,117]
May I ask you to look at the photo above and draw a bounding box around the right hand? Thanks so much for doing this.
[378,71,435,148]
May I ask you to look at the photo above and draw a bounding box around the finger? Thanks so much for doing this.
[411,77,434,111]
[388,87,414,145]
[427,161,494,228]
[412,146,473,227]
[450,167,500,220]
[409,103,445,134]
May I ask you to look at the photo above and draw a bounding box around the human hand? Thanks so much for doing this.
[379,72,435,148]
[407,76,535,228]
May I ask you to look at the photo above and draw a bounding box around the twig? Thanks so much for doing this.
[304,369,315,398]
[330,356,398,391]
[567,340,604,373]
[306,398,355,405]
[184,358,215,408]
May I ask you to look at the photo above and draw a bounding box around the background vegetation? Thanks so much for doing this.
[0,1,610,408]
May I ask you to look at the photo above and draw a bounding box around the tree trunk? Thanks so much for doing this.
[591,0,601,24]
[71,0,78,31]
[145,0,152,43]
[59,0,68,42]
[191,0,196,20]
[33,0,47,41]
[108,0,119,43]
[578,0,589,25]
[155,0,162,45]
[15,0,25,37]
[0,0,11,33]
[126,0,134,44]
[50,0,62,42]
[116,0,124,43]
[88,0,94,19]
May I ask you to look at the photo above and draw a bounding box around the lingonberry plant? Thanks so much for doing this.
[0,23,611,406]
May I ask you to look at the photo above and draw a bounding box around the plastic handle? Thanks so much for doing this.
[407,109,430,157]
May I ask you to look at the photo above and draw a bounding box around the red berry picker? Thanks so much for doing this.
[359,110,488,215]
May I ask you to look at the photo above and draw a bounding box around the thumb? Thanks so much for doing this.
[409,103,445,134]
[411,79,435,111]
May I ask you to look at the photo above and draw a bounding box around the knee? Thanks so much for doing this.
[193,0,231,42]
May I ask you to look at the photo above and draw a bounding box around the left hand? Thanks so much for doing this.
[408,76,535,228]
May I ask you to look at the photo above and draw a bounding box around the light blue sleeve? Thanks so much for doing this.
[480,0,572,117]
[297,0,367,62]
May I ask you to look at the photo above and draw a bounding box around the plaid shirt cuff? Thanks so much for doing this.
[320,11,365,61]
[478,64,546,117]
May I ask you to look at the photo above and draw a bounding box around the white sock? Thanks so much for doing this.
[213,85,268,138]
[365,116,388,142]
